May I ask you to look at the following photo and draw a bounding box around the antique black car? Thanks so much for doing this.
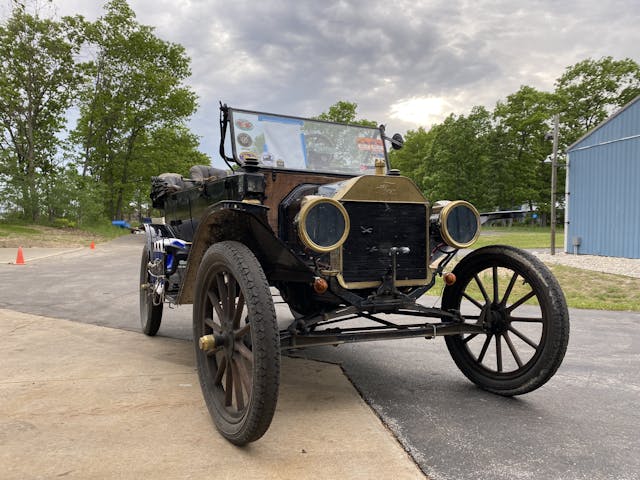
[140,105,569,445]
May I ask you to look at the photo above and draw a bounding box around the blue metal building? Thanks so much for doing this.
[566,95,640,258]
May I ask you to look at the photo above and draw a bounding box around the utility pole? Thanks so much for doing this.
[550,114,559,255]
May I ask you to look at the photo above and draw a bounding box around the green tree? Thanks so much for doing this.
[0,4,83,221]
[324,58,640,217]
[555,56,640,146]
[491,85,557,212]
[71,0,201,221]
[317,100,377,127]
[425,106,494,210]
[389,127,435,191]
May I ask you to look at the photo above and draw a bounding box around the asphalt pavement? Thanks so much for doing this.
[298,307,640,480]
[1,235,639,480]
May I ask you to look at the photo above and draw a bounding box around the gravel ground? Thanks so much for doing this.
[531,250,640,278]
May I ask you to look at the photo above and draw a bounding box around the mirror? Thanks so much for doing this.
[391,133,404,150]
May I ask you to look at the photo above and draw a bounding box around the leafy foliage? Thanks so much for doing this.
[390,57,640,215]
[316,101,377,127]
[556,56,640,146]
[70,0,204,221]
[389,127,434,190]
[0,0,209,226]
[0,5,84,221]
[491,86,558,212]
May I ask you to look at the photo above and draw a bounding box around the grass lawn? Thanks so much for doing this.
[548,264,640,311]
[473,226,564,250]
[0,221,129,248]
[438,225,640,311]
[431,261,640,312]
[0,224,40,236]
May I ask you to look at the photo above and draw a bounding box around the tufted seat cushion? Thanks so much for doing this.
[189,165,230,182]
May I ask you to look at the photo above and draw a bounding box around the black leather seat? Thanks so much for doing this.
[157,173,186,192]
[189,165,230,182]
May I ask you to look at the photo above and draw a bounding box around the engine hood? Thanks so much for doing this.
[317,175,428,204]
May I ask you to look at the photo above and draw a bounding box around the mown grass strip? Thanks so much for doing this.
[0,221,128,247]
[473,227,565,250]
[431,259,640,311]
[548,264,640,311]
[0,223,40,236]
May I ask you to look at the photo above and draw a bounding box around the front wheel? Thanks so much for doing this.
[442,245,569,396]
[193,241,280,445]
[139,244,163,336]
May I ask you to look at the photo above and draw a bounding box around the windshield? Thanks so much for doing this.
[228,109,387,175]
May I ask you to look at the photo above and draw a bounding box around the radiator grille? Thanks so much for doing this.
[341,202,427,284]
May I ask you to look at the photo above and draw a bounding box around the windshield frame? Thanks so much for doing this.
[226,107,389,175]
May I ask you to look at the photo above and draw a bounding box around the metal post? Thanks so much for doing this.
[550,114,559,255]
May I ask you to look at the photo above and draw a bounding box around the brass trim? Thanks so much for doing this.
[439,200,481,249]
[333,176,427,203]
[336,275,432,290]
[198,334,216,352]
[320,269,340,276]
[297,196,350,253]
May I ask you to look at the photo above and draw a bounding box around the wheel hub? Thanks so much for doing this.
[198,333,227,352]
[486,303,510,334]
[224,331,235,359]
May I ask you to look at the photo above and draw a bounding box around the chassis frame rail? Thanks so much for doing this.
[279,309,485,350]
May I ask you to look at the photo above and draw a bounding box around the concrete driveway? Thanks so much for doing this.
[0,237,423,479]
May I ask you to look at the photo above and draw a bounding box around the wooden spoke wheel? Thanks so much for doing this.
[442,245,569,396]
[193,241,280,445]
[139,244,163,336]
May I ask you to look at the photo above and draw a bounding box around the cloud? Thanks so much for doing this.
[47,0,640,165]
[390,96,451,126]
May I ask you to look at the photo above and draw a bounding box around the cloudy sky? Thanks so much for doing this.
[46,0,640,164]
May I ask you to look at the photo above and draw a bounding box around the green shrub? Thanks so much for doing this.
[51,218,77,229]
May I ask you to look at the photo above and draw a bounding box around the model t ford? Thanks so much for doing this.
[140,105,569,445]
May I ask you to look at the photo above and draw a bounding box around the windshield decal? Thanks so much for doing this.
[356,137,384,153]
[235,119,254,131]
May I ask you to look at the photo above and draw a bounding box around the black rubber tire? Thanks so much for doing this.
[139,244,163,336]
[442,245,569,396]
[193,241,280,445]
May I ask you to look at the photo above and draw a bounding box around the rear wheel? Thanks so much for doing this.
[442,245,569,396]
[193,241,280,445]
[139,244,163,336]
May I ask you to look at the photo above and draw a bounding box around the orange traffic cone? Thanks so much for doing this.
[15,246,25,265]
[90,241,95,250]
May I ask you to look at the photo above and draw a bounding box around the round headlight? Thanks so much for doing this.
[298,197,350,252]
[438,200,481,249]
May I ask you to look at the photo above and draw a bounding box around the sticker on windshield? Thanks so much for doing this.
[261,152,274,166]
[239,151,258,162]
[356,137,384,153]
[235,119,254,131]
[237,133,253,147]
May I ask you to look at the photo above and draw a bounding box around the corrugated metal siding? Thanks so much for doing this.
[570,97,640,150]
[567,135,640,258]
